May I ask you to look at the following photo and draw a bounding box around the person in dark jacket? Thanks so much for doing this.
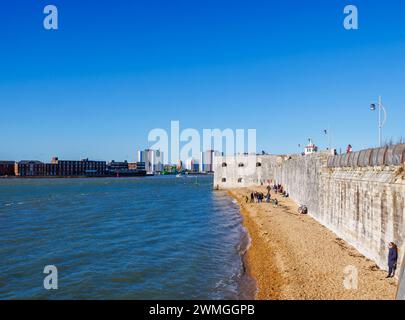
[387,242,398,278]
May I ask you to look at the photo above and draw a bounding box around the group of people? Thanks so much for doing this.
[246,191,279,206]
[247,191,265,203]
[272,184,289,197]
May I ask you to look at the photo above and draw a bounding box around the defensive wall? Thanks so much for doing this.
[213,144,405,272]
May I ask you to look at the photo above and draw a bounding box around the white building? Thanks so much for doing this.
[304,139,318,155]
[137,149,164,174]
[154,150,164,173]
[199,150,220,172]
[185,158,194,171]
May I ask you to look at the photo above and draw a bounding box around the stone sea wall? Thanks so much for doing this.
[213,145,405,270]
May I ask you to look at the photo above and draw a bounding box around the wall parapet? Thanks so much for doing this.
[327,144,405,168]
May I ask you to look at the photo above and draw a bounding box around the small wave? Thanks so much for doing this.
[5,203,13,207]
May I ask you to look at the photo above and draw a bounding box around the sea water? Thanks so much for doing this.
[0,176,255,299]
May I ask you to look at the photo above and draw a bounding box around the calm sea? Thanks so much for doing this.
[0,176,255,299]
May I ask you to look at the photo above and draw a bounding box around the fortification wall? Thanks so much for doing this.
[214,145,405,270]
[213,154,281,189]
[272,153,328,221]
[320,166,405,268]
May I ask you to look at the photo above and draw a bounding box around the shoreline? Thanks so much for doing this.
[237,221,258,300]
[228,187,398,300]
[0,175,149,179]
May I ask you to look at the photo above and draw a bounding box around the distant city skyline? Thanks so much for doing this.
[1,0,405,162]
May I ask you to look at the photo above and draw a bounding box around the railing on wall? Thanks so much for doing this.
[327,144,405,168]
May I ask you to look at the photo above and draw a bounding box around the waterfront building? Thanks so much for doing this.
[107,160,129,173]
[44,163,58,176]
[128,162,145,171]
[138,149,164,174]
[15,160,46,176]
[185,158,194,171]
[107,160,147,176]
[51,157,106,176]
[199,150,219,173]
[0,161,16,176]
[154,150,164,173]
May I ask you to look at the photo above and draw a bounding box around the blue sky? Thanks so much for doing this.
[0,0,404,162]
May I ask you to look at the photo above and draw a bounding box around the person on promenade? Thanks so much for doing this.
[387,242,398,278]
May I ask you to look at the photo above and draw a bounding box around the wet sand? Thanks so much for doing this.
[229,187,398,300]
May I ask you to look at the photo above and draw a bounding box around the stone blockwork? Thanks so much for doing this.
[214,148,405,271]
[213,154,281,189]
[319,166,405,268]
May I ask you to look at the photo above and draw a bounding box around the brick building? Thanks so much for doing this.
[107,160,129,173]
[0,161,16,176]
[51,157,106,176]
[128,162,145,171]
[15,161,46,176]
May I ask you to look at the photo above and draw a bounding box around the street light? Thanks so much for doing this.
[370,96,387,147]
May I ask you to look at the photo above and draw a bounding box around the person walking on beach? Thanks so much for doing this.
[387,242,398,278]
[250,192,254,203]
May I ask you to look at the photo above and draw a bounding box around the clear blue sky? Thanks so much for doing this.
[1,0,404,162]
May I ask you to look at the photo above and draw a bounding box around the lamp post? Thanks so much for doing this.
[370,96,387,147]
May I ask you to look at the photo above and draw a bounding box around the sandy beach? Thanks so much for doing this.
[229,187,398,300]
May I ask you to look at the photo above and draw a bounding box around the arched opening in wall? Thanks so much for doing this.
[238,163,244,167]
[256,162,262,167]
[238,178,243,183]
[221,178,226,183]
[222,162,227,167]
